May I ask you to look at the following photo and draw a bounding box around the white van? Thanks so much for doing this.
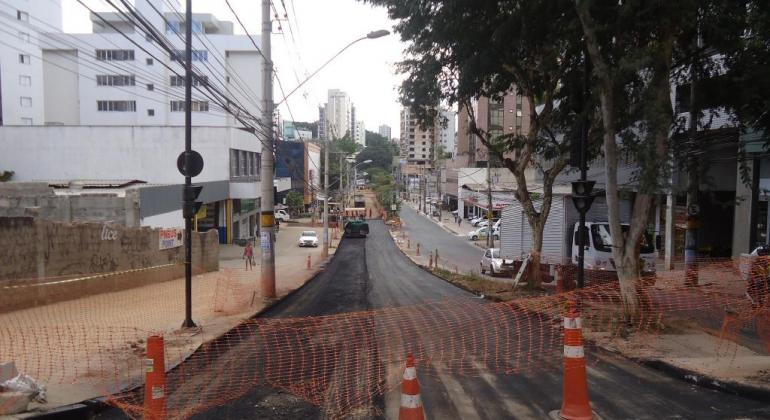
[571,222,656,274]
[275,209,290,222]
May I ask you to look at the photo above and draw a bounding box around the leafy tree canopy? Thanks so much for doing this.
[356,135,397,171]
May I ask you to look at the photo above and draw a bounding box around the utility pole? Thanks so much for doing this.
[259,0,276,299]
[684,29,702,287]
[180,0,196,329]
[322,137,329,258]
[486,155,493,249]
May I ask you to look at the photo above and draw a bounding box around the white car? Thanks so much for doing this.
[275,209,291,222]
[298,231,319,247]
[480,248,515,276]
[467,226,499,241]
[469,216,485,226]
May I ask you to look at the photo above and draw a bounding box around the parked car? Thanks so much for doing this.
[476,218,500,228]
[480,248,515,276]
[275,209,291,222]
[467,226,500,241]
[493,219,502,230]
[298,231,319,247]
[469,216,486,226]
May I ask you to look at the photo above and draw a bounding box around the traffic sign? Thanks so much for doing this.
[177,150,204,177]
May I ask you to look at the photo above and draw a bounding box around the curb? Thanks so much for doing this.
[594,343,770,402]
[635,357,770,401]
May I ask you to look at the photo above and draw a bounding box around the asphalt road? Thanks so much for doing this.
[97,219,770,419]
[399,205,485,274]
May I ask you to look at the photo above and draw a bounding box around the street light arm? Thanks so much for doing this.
[276,30,389,106]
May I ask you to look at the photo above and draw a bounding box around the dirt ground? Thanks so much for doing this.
[1,225,335,415]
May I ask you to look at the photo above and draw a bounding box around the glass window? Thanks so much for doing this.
[96,100,136,112]
[96,49,134,61]
[19,75,31,86]
[147,109,155,116]
[19,54,30,64]
[17,11,28,22]
[590,224,654,254]
[20,97,32,107]
[491,249,500,258]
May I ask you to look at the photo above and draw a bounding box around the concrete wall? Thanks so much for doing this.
[0,183,141,226]
[0,217,218,312]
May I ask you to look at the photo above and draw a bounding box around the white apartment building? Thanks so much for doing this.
[0,0,267,243]
[378,124,391,140]
[0,0,63,125]
[438,108,456,157]
[325,88,351,139]
[0,0,261,126]
[354,119,365,146]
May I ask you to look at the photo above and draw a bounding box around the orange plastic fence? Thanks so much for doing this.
[1,256,768,419]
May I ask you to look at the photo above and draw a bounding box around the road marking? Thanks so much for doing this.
[473,361,542,419]
[432,363,480,419]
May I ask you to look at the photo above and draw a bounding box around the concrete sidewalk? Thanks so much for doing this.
[403,201,477,237]
[0,225,337,416]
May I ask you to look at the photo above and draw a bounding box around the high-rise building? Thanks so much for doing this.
[354,120,365,146]
[437,108,456,157]
[0,0,262,127]
[400,107,438,166]
[0,0,63,126]
[318,105,327,139]
[378,124,392,140]
[457,86,531,166]
[325,89,350,139]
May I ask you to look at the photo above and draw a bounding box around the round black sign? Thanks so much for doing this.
[177,150,204,177]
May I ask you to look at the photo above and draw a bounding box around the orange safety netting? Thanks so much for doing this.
[1,257,769,419]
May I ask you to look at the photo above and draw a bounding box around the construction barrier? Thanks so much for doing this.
[557,302,593,420]
[143,335,167,420]
[399,354,425,420]
[1,254,769,419]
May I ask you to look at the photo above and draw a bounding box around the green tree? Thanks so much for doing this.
[364,0,588,287]
[356,135,397,171]
[285,190,305,215]
[0,171,13,182]
[365,130,388,146]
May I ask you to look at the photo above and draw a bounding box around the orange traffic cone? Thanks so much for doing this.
[556,303,594,420]
[306,255,311,269]
[399,354,425,420]
[144,335,167,420]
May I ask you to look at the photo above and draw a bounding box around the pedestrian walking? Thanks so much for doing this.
[458,217,462,227]
[243,241,255,270]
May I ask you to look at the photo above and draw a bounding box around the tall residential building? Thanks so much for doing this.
[0,0,63,125]
[325,88,351,139]
[354,120,365,146]
[378,124,392,140]
[0,0,262,127]
[400,107,438,167]
[457,86,531,166]
[318,105,327,139]
[438,108,456,157]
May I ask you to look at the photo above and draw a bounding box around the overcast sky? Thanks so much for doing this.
[61,0,406,137]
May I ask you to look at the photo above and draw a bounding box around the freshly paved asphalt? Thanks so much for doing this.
[98,219,770,419]
[399,205,486,274]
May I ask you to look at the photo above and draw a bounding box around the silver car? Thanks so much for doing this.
[480,248,515,276]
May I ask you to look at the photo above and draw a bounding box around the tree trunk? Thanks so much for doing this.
[529,219,545,288]
[616,254,640,320]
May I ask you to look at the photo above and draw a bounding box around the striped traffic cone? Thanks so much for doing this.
[399,353,425,420]
[144,335,167,420]
[556,302,594,420]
